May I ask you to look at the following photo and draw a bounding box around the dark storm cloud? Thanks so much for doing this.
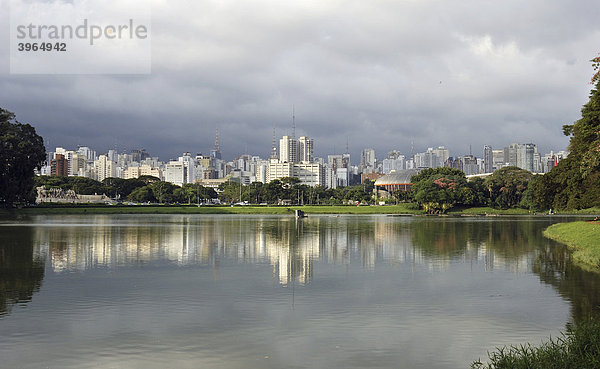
[1,0,599,161]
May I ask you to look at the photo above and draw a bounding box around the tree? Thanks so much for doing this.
[127,186,155,203]
[0,109,46,207]
[410,167,465,184]
[411,168,469,213]
[181,183,217,204]
[34,176,108,196]
[484,167,533,209]
[532,57,600,210]
[150,181,178,203]
[219,180,244,204]
[102,177,146,199]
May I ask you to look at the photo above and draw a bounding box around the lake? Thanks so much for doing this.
[1,214,599,368]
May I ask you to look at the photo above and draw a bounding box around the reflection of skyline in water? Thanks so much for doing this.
[33,216,544,285]
[2,214,600,326]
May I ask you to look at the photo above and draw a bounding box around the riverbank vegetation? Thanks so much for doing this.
[544,221,600,271]
[472,319,600,369]
[410,166,534,214]
[525,59,600,211]
[0,109,46,207]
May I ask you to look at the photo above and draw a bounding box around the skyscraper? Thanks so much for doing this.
[279,135,297,163]
[211,129,222,159]
[51,154,69,176]
[483,145,493,173]
[360,148,376,172]
[297,136,314,163]
[432,146,450,166]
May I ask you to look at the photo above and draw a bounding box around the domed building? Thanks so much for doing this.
[374,169,421,198]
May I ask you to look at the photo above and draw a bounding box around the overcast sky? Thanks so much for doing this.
[1,0,599,162]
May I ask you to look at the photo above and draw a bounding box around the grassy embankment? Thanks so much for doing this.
[544,221,600,272]
[471,319,600,369]
[2,203,423,216]
[3,204,600,216]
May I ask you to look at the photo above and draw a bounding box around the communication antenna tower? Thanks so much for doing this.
[214,128,220,152]
[292,105,296,140]
[271,128,277,159]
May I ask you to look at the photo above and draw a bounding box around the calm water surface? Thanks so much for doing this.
[1,214,600,369]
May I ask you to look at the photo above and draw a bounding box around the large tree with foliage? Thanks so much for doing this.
[484,167,533,209]
[0,109,46,207]
[411,167,469,213]
[35,176,109,196]
[530,57,600,210]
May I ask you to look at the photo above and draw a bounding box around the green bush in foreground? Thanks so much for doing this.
[472,319,600,369]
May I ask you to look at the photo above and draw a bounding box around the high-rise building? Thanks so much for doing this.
[327,154,351,187]
[77,146,96,162]
[432,146,450,166]
[483,145,493,173]
[459,155,479,175]
[297,136,314,163]
[382,151,405,174]
[70,153,87,177]
[504,143,519,167]
[360,148,376,171]
[94,155,115,181]
[51,154,69,176]
[503,143,538,172]
[492,149,505,170]
[130,149,150,163]
[414,148,440,168]
[279,135,297,163]
[164,153,196,186]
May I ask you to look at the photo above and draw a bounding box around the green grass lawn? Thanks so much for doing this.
[2,203,423,216]
[3,204,600,217]
[544,221,600,271]
[448,206,533,215]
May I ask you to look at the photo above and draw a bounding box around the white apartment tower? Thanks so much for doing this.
[297,136,314,163]
[279,135,297,163]
[94,154,115,181]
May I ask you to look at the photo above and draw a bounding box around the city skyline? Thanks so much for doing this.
[44,135,568,192]
[45,135,568,167]
[1,1,597,162]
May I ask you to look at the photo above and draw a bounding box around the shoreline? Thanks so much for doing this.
[543,221,600,272]
[2,204,600,216]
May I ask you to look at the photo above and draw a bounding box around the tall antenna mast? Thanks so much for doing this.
[271,128,277,159]
[214,128,220,152]
[410,138,414,159]
[345,137,349,154]
[292,105,296,140]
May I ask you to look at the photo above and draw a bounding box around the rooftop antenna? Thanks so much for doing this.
[345,137,349,154]
[214,128,220,152]
[271,128,278,159]
[292,105,296,140]
[469,144,472,156]
[410,138,414,159]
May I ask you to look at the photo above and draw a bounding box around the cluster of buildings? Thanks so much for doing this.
[372,144,568,176]
[41,130,569,190]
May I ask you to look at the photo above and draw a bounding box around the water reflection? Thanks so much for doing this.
[31,216,433,285]
[534,244,600,322]
[3,215,600,323]
[27,216,562,280]
[0,226,45,317]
